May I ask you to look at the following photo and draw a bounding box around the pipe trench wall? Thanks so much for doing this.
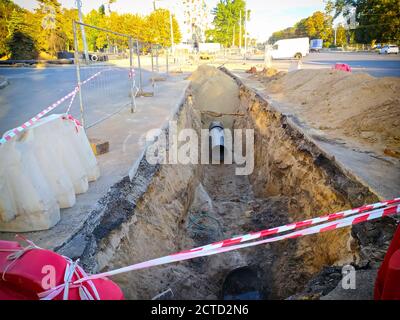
[232,75,393,297]
[64,67,396,300]
[89,97,205,299]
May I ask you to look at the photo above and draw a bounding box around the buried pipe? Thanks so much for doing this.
[209,121,226,163]
[221,266,264,300]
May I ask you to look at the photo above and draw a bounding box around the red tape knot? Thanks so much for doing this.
[62,114,82,132]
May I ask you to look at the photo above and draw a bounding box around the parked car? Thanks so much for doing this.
[379,45,399,54]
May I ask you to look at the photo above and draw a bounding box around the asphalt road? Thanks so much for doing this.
[274,51,400,77]
[0,64,153,136]
[0,51,399,136]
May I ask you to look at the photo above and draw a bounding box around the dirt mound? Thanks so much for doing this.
[189,65,240,128]
[246,66,257,74]
[264,69,400,157]
[249,67,286,84]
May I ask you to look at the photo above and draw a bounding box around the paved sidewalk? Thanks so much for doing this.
[0,72,191,250]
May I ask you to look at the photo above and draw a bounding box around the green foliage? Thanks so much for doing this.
[144,9,181,46]
[329,0,399,43]
[6,31,38,59]
[59,8,78,51]
[0,0,182,59]
[305,11,334,43]
[269,11,334,45]
[34,0,67,56]
[336,24,347,46]
[271,0,399,46]
[98,4,105,16]
[0,0,23,56]
[5,9,38,59]
[85,9,107,51]
[208,0,247,47]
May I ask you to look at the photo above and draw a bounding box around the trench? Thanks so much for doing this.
[85,66,395,300]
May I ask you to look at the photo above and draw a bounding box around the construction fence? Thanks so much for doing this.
[70,21,183,129]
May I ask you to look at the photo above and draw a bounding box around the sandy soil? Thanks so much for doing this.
[188,65,240,129]
[252,68,400,158]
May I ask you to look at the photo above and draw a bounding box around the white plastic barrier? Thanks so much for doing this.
[0,114,100,232]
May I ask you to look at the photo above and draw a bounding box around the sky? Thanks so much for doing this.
[14,0,327,42]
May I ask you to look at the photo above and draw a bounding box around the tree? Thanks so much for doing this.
[329,0,400,43]
[59,8,78,51]
[305,11,334,46]
[98,4,105,16]
[0,0,183,59]
[268,10,334,46]
[144,9,181,46]
[208,0,247,47]
[85,9,107,51]
[0,0,22,57]
[122,13,145,41]
[335,24,347,46]
[6,8,38,59]
[34,0,67,56]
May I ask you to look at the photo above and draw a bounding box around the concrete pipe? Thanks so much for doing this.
[209,121,225,163]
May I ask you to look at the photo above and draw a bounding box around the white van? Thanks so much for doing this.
[271,37,310,59]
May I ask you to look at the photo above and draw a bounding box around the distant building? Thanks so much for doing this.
[156,0,212,44]
[179,0,212,44]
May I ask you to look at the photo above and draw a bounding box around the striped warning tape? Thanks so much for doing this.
[74,199,400,284]
[0,89,78,145]
[176,198,400,256]
[0,67,129,146]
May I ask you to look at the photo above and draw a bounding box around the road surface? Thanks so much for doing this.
[1,51,399,135]
[272,51,400,77]
[0,64,154,136]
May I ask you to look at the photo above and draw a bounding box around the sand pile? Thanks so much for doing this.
[189,65,240,128]
[249,68,286,84]
[263,69,400,158]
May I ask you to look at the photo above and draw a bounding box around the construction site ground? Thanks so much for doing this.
[0,55,399,300]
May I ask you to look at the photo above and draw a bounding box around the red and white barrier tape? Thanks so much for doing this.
[38,257,100,300]
[73,199,400,284]
[0,67,129,146]
[61,114,82,132]
[0,89,78,145]
[0,235,101,300]
[65,86,79,114]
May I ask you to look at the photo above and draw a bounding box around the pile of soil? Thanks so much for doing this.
[261,69,400,158]
[249,67,286,83]
[189,65,240,128]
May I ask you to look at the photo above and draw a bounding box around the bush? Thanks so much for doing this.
[6,31,38,60]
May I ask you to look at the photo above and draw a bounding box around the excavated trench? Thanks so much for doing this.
[72,66,396,300]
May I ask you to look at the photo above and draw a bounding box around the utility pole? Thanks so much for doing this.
[76,0,89,63]
[244,9,248,60]
[239,10,242,50]
[154,0,174,53]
